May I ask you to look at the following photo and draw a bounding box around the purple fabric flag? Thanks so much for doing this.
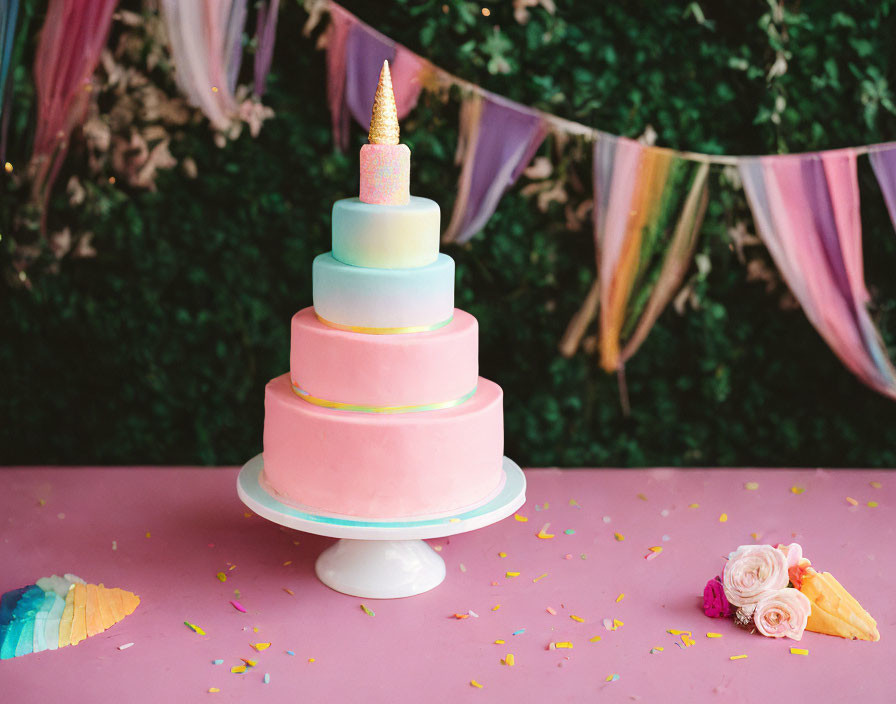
[253,0,279,97]
[869,145,896,232]
[740,151,896,399]
[443,94,547,244]
[327,3,424,150]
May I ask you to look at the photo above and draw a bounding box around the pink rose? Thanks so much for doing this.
[703,576,731,618]
[775,543,803,569]
[723,545,789,607]
[753,588,811,640]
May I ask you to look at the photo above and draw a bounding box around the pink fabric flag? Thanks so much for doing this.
[326,3,424,150]
[740,151,896,398]
[30,0,117,212]
[442,93,547,244]
[159,0,247,131]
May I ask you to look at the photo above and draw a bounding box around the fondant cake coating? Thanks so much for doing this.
[263,374,504,518]
[291,307,478,408]
[332,196,440,269]
[313,252,454,330]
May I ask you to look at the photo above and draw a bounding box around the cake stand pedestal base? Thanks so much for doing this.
[315,539,445,598]
[237,454,525,599]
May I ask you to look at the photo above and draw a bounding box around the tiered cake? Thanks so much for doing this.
[262,62,504,519]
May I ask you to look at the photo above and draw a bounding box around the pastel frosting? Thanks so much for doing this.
[332,196,440,269]
[291,307,478,409]
[263,374,504,518]
[0,575,139,659]
[312,251,454,330]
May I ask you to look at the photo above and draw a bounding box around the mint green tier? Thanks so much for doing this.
[312,252,454,331]
[332,196,440,269]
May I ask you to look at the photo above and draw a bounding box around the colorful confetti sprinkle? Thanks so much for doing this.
[730,655,748,660]
[216,572,227,583]
[570,615,585,623]
[589,635,602,643]
[360,604,375,617]
[263,673,270,684]
[231,665,247,674]
[681,633,696,647]
[208,688,220,693]
[470,680,483,689]
[719,513,728,523]
[286,651,295,656]
[706,632,722,638]
[616,593,625,603]
[252,643,271,651]
[564,529,575,535]
[536,523,555,539]
[492,604,501,611]
[494,639,505,644]
[569,499,580,507]
[283,588,294,596]
[606,674,620,682]
[533,573,548,583]
[241,659,257,667]
[459,563,467,572]
[637,493,648,501]
[498,552,507,558]
[870,481,882,489]
[791,486,805,495]
[185,621,206,635]
[790,648,809,656]
[744,482,759,490]
[649,648,663,654]
[614,532,625,542]
[667,629,691,635]
[512,628,525,636]
[688,503,699,509]
[230,600,246,613]
[117,642,134,650]
[308,658,315,663]
[514,514,528,522]
[868,501,879,508]
[506,572,520,578]
[502,654,515,666]
[546,607,557,615]
[553,641,573,649]
[453,613,470,619]
[751,532,762,540]
[846,497,858,506]
[213,659,224,665]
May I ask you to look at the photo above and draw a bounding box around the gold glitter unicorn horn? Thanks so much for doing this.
[368,60,400,145]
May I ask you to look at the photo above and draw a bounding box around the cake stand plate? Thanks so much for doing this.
[237,454,526,598]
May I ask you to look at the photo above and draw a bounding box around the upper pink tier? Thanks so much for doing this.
[290,307,478,409]
[359,143,410,205]
[263,374,504,518]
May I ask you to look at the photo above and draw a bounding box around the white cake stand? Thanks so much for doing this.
[236,454,526,599]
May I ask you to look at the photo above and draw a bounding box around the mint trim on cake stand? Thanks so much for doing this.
[236,455,526,598]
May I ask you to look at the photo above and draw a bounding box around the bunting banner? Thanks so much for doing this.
[29,0,118,216]
[326,3,424,152]
[253,0,280,97]
[159,0,245,131]
[594,135,710,373]
[869,146,896,234]
[740,152,896,399]
[442,93,547,244]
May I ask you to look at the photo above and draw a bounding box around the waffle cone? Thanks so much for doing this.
[800,568,879,641]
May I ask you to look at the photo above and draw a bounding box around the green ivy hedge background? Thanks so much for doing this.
[2,0,896,466]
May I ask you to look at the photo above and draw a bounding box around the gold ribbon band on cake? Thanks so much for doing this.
[291,380,476,414]
[315,313,453,335]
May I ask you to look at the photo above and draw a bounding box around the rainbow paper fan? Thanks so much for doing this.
[0,574,140,659]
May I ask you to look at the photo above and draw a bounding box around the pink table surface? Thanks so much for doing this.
[1,466,894,703]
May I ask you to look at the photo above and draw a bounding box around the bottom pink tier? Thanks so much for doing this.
[262,374,504,518]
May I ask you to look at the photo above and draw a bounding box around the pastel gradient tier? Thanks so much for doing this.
[359,143,410,205]
[291,307,478,410]
[263,374,504,518]
[313,252,454,331]
[332,197,439,269]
